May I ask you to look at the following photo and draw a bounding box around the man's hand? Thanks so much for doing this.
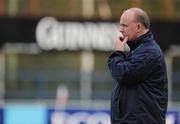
[115,35,128,52]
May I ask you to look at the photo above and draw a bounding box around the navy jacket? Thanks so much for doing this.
[108,31,168,124]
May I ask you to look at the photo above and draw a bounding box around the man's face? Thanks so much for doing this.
[119,10,139,41]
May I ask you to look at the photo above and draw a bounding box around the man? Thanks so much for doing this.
[108,8,168,124]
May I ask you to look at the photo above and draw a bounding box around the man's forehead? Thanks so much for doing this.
[121,10,135,19]
[120,11,135,23]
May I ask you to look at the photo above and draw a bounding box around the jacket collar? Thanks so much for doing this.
[127,31,153,51]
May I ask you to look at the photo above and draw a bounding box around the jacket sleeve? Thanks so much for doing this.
[108,50,155,86]
[107,51,127,83]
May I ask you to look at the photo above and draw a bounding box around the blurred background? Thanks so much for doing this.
[0,0,180,124]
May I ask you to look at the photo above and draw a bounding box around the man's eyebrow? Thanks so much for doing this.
[120,23,128,27]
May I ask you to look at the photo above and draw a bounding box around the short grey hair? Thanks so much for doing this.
[129,8,150,29]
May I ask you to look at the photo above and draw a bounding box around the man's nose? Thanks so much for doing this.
[119,27,124,33]
[119,29,124,34]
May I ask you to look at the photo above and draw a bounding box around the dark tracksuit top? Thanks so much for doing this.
[108,31,168,124]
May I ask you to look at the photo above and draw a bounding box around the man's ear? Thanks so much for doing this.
[137,23,141,30]
[136,23,143,33]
